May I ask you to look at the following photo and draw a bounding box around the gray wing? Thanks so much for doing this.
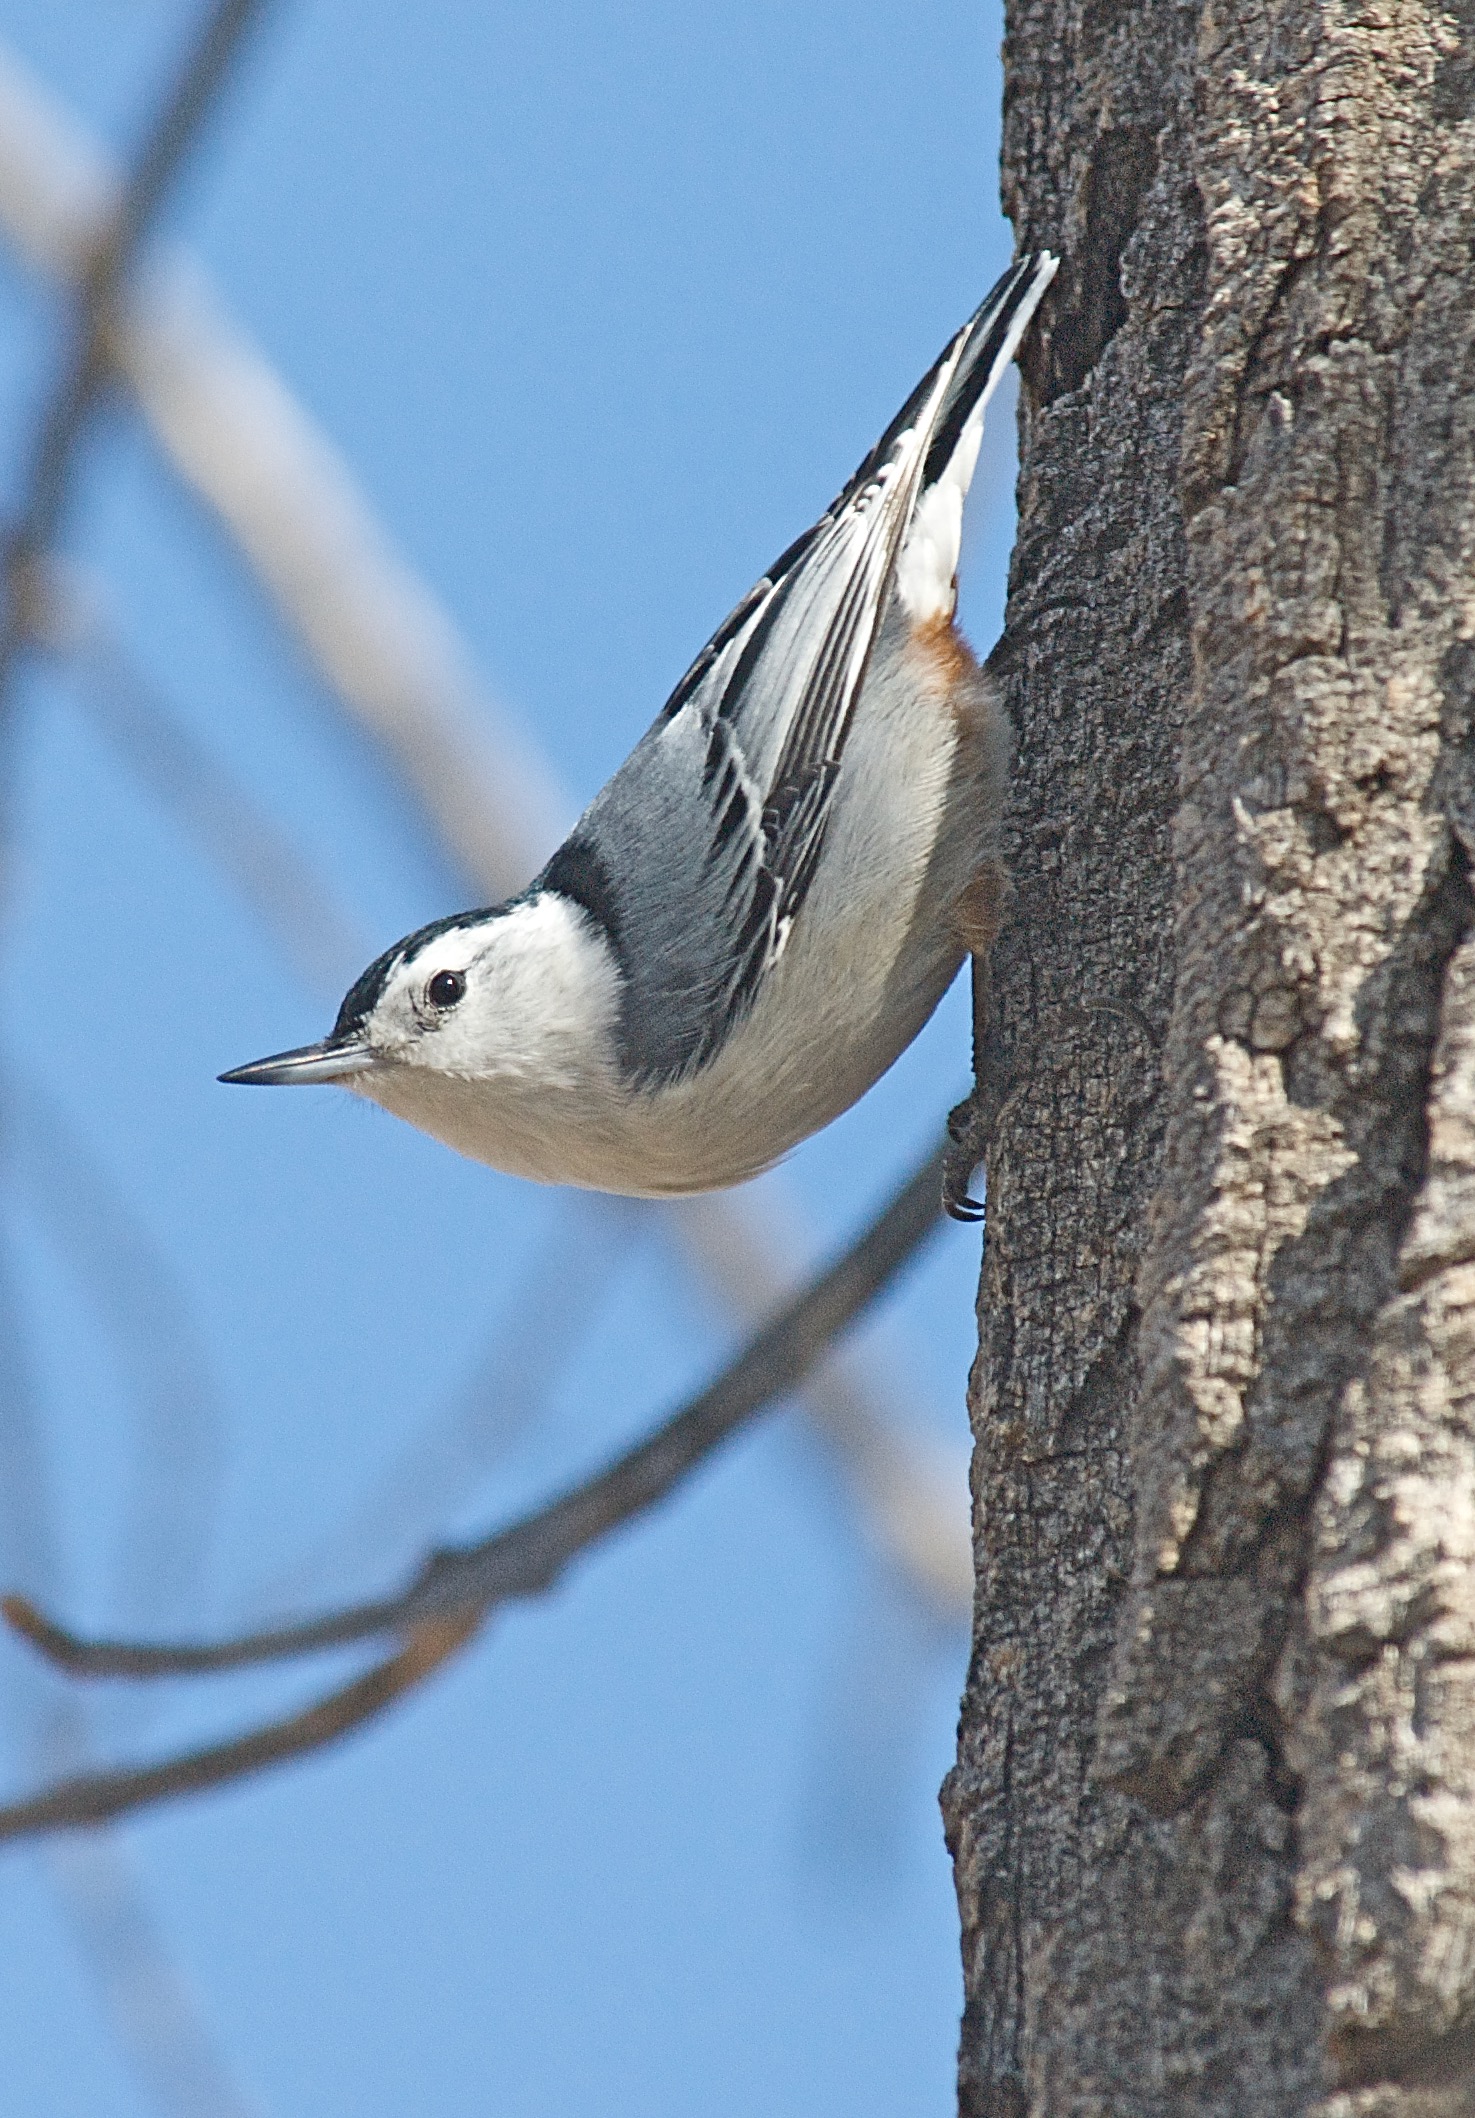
[539,255,1053,1086]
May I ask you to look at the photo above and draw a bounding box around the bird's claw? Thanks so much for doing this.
[943,1091,988,1224]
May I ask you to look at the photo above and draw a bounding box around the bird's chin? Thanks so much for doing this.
[349,1060,462,1134]
[344,1060,577,1184]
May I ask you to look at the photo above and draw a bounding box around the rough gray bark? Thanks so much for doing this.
[941,0,1475,2110]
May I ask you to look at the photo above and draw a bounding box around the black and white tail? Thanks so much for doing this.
[893,250,1058,624]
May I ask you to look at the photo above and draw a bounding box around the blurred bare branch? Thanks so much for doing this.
[0,1138,945,1835]
[45,1824,266,2118]
[36,561,363,994]
[0,1225,60,1605]
[3,1613,482,1840]
[0,38,973,1625]
[0,0,272,697]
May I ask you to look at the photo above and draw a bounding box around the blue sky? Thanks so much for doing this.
[0,3,1018,2112]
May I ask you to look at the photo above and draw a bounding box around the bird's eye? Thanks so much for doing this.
[427,969,466,1010]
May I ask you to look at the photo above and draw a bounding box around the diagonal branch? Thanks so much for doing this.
[0,1139,947,1837]
[0,0,271,697]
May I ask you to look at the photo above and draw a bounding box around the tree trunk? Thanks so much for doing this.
[941,1,1475,2110]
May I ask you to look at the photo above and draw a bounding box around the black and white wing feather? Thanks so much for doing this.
[540,252,1057,1085]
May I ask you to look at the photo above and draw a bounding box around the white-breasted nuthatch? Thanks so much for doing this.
[223,253,1058,1205]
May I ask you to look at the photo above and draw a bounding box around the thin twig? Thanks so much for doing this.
[0,1616,481,1841]
[0,1142,946,1838]
[0,0,269,697]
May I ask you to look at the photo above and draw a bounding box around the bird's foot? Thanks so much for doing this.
[943,1089,990,1224]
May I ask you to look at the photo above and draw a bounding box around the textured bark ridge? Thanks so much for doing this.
[942,0,1475,2110]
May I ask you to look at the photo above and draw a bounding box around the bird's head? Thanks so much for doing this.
[221,892,621,1100]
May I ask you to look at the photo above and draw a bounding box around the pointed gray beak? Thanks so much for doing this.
[219,1039,375,1087]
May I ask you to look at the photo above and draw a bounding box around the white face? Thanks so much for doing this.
[353,893,623,1091]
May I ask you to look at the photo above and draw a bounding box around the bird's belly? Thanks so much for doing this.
[628,928,967,1191]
